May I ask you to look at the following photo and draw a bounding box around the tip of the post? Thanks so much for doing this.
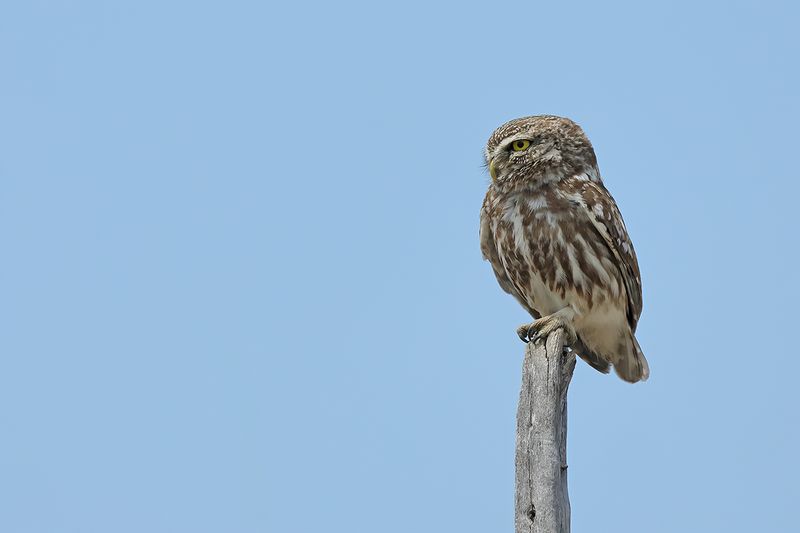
[523,327,577,378]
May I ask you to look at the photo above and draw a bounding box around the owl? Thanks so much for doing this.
[480,115,649,383]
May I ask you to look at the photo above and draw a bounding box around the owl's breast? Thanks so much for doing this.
[488,188,624,316]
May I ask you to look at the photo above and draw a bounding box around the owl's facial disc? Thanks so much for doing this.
[485,115,597,185]
[488,136,536,181]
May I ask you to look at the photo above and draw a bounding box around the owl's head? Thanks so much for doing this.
[484,115,598,185]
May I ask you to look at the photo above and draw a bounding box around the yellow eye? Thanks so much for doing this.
[511,139,531,152]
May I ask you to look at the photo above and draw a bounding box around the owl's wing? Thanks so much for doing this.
[573,179,643,330]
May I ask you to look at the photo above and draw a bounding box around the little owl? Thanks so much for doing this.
[480,115,649,382]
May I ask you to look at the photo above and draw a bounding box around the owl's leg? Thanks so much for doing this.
[517,307,577,345]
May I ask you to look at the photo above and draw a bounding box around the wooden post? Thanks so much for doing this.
[515,329,576,533]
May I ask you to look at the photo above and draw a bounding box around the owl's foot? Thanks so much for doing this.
[516,308,577,345]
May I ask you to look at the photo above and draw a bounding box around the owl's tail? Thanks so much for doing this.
[573,337,611,375]
[612,333,650,383]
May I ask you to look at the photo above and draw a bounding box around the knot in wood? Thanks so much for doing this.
[527,504,536,521]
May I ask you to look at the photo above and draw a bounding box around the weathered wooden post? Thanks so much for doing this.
[514,329,575,533]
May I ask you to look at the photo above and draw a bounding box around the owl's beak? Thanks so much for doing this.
[489,159,497,181]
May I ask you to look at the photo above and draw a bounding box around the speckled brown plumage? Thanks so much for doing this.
[480,115,649,382]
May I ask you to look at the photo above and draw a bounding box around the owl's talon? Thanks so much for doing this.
[516,324,532,343]
[516,310,577,346]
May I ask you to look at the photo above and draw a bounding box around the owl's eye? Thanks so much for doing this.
[511,140,531,152]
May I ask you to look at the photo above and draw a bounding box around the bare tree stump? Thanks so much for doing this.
[515,329,576,533]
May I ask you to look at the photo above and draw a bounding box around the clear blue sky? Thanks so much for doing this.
[1,1,798,532]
